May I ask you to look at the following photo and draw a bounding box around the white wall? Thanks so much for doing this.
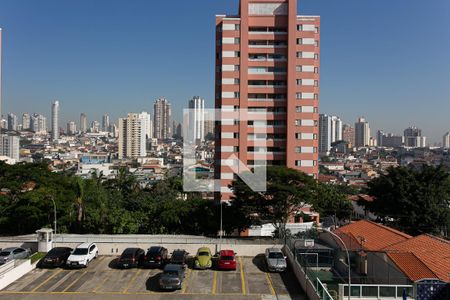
[0,260,33,290]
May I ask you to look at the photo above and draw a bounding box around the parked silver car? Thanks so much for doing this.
[0,247,31,265]
[159,264,185,290]
[265,248,287,272]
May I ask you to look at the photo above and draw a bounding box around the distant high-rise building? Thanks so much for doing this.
[7,113,17,131]
[204,119,215,140]
[118,113,147,159]
[139,112,153,140]
[342,124,355,148]
[153,98,171,139]
[443,132,450,148]
[319,114,342,154]
[377,130,404,148]
[30,114,47,134]
[0,133,19,161]
[90,121,100,133]
[355,117,370,147]
[176,123,182,139]
[51,100,60,140]
[80,113,87,133]
[188,96,205,142]
[22,113,31,130]
[404,126,426,148]
[172,121,177,138]
[215,0,320,200]
[376,130,384,147]
[67,121,76,135]
[102,114,110,132]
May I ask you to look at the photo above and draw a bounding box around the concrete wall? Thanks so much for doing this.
[367,252,409,285]
[283,245,320,300]
[0,240,282,257]
[0,260,33,290]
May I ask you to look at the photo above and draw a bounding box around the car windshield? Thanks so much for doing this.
[198,251,209,256]
[72,248,88,255]
[0,251,10,257]
[172,253,184,259]
[121,253,133,259]
[221,256,234,261]
[268,252,284,259]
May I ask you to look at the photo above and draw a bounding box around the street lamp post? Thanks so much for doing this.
[325,228,351,300]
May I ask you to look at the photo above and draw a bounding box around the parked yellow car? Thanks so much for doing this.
[194,247,212,269]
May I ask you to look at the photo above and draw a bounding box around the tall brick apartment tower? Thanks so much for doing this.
[215,0,320,201]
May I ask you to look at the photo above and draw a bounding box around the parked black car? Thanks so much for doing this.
[39,247,73,268]
[170,249,189,268]
[116,248,145,269]
[142,246,168,268]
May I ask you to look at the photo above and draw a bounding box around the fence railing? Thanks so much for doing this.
[338,284,414,300]
[286,238,335,300]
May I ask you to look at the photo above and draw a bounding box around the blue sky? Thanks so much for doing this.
[0,0,449,144]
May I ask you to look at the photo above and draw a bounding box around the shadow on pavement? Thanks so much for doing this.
[146,272,162,292]
[252,253,267,272]
[108,258,119,269]
[279,269,306,299]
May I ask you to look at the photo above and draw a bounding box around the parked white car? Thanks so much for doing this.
[66,242,98,268]
[265,247,287,272]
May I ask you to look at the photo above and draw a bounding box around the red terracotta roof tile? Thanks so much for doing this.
[384,234,450,282]
[334,220,412,251]
[387,252,437,281]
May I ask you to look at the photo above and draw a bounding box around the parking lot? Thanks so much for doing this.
[0,255,305,300]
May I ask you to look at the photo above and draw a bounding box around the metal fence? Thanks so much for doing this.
[286,238,335,300]
[338,284,414,300]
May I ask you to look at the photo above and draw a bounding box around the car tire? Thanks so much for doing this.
[85,260,89,268]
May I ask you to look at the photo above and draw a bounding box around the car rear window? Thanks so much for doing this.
[73,248,88,255]
[164,270,178,276]
[221,256,234,261]
[198,251,209,256]
[121,253,133,258]
[49,248,67,255]
[268,252,284,259]
[0,251,10,256]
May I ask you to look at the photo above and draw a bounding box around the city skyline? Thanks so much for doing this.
[0,0,449,143]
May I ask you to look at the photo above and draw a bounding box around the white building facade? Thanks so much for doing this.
[319,114,342,155]
[188,96,205,143]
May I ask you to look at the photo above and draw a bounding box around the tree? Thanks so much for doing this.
[312,183,353,226]
[362,165,450,236]
[229,166,317,239]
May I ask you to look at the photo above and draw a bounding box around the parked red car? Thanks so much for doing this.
[217,250,237,270]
